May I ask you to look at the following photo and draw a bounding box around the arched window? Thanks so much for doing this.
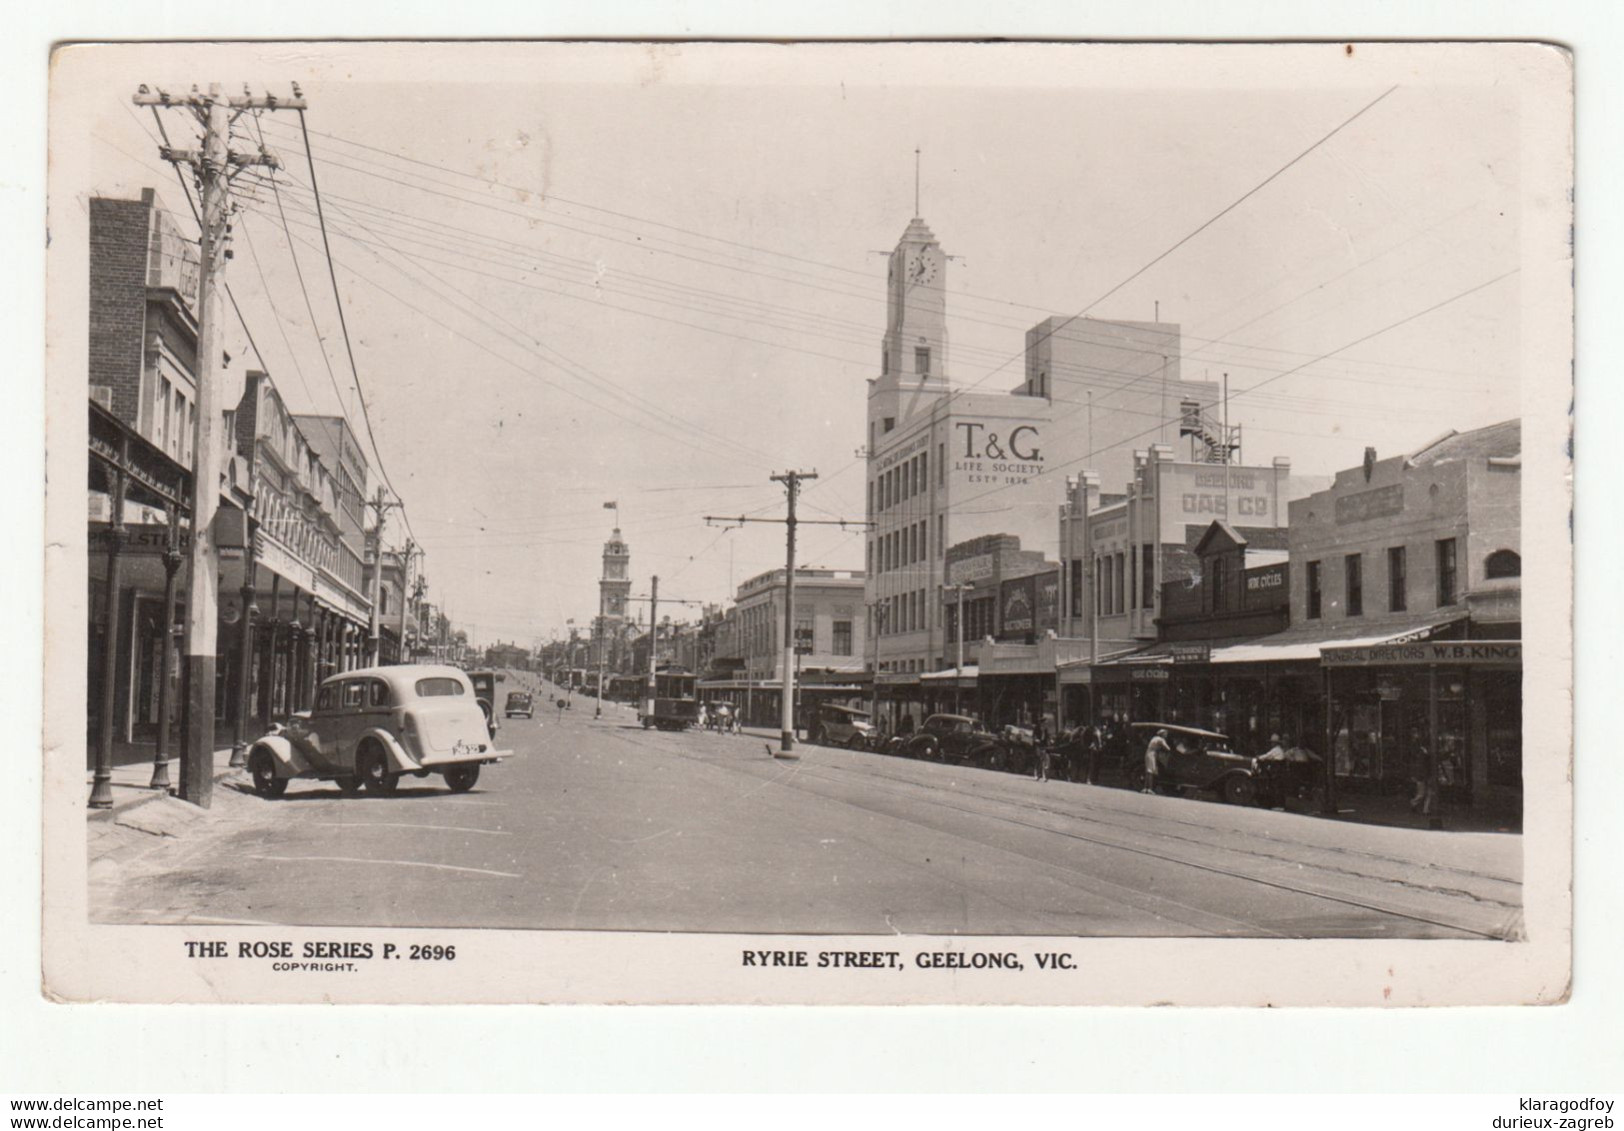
[1485,549,1521,579]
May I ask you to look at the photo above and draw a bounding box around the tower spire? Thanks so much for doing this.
[914,146,921,216]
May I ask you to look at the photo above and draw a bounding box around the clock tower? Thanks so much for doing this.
[869,216,950,443]
[595,528,631,667]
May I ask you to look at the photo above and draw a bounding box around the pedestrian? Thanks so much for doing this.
[697,702,709,732]
[1086,723,1104,785]
[1143,727,1171,794]
[1031,719,1051,782]
[556,696,567,721]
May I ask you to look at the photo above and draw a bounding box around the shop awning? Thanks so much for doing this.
[920,665,978,683]
[1207,617,1467,665]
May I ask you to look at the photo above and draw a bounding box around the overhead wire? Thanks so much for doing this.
[294,108,418,546]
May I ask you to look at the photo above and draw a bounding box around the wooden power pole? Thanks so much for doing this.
[135,82,303,807]
[706,470,870,755]
[366,485,403,666]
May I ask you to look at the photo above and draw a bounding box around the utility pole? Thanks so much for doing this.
[772,471,810,753]
[619,584,705,722]
[707,471,871,755]
[135,81,302,808]
[595,615,606,719]
[646,575,659,720]
[366,485,402,666]
[945,583,973,716]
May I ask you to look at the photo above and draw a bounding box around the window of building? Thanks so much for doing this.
[1485,549,1521,579]
[938,442,946,486]
[1388,546,1407,612]
[881,346,889,375]
[1345,552,1363,616]
[155,377,171,452]
[1211,555,1228,613]
[1142,543,1155,609]
[1306,560,1323,619]
[915,346,930,377]
[883,416,895,434]
[833,619,852,656]
[1070,558,1084,617]
[1436,538,1458,606]
[1114,552,1126,615]
[1129,545,1138,611]
[867,480,873,515]
[921,449,929,491]
[866,540,873,574]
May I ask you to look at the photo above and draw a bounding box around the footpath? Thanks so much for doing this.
[700,723,1519,836]
[86,747,245,874]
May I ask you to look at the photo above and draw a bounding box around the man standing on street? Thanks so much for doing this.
[1144,728,1171,794]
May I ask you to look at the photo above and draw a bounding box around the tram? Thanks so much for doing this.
[639,669,701,731]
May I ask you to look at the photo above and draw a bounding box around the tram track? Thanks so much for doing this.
[655,733,1519,940]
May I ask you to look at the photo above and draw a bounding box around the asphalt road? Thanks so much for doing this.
[93,679,1523,939]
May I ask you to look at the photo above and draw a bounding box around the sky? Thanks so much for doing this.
[63,42,1527,648]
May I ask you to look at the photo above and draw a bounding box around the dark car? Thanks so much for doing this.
[902,714,1011,771]
[1132,722,1264,805]
[466,670,501,739]
[504,691,534,719]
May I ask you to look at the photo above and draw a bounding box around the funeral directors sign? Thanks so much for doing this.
[1321,641,1522,668]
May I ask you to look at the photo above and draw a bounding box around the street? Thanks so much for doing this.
[92,681,1522,940]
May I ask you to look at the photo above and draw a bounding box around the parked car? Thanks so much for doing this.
[812,704,875,749]
[504,691,534,719]
[902,714,1011,771]
[1131,722,1264,805]
[246,665,513,798]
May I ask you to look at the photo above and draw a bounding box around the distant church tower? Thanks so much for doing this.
[596,528,631,667]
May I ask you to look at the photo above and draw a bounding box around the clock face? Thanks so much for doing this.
[910,253,938,285]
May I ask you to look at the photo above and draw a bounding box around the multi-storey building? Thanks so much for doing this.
[234,370,376,730]
[86,189,253,767]
[862,214,1221,697]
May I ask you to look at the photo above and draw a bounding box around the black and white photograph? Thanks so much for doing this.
[42,39,1572,1006]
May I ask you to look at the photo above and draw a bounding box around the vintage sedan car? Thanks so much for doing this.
[246,665,513,798]
[467,669,502,738]
[504,691,534,719]
[1131,721,1262,805]
[902,714,1011,771]
[811,704,875,749]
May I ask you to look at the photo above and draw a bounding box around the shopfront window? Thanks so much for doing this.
[1484,669,1522,789]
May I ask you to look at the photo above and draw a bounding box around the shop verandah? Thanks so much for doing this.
[1070,619,1522,823]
